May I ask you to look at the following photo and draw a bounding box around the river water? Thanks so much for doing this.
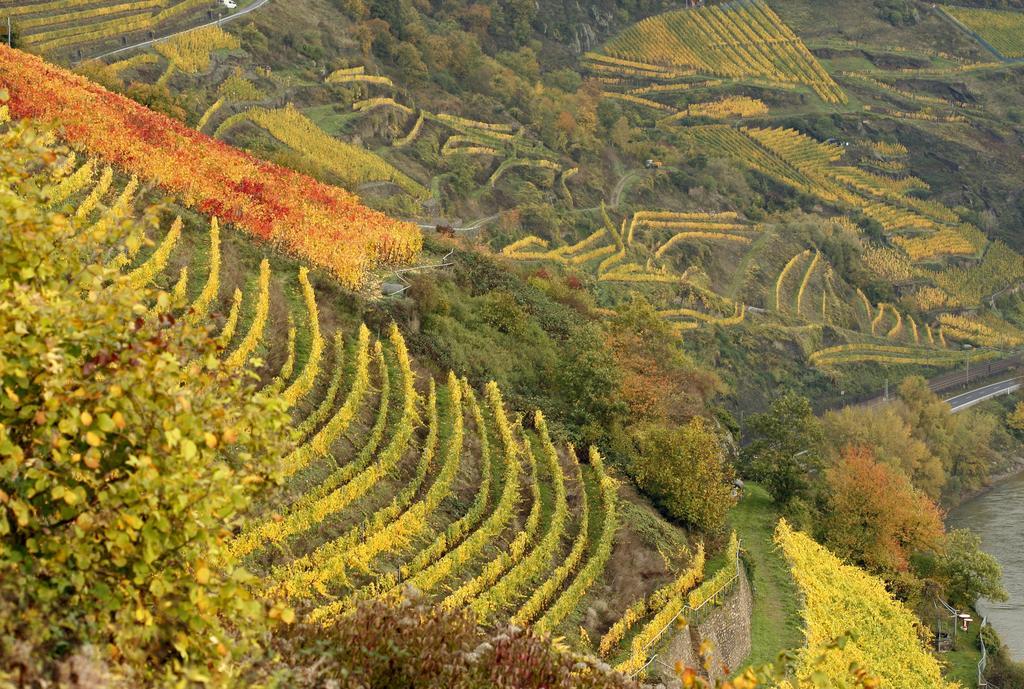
[948,472,1024,660]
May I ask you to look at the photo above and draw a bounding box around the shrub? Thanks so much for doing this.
[268,594,639,689]
[630,418,735,533]
[0,118,291,682]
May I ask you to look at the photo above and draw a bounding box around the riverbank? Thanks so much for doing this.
[948,458,1024,510]
[949,472,1024,662]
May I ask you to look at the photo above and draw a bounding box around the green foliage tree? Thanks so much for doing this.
[874,0,919,26]
[741,392,824,508]
[0,119,291,679]
[937,529,1008,609]
[894,377,1000,496]
[630,418,736,533]
[1007,400,1024,431]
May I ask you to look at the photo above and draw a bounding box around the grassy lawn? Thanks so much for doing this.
[942,617,982,687]
[728,483,802,668]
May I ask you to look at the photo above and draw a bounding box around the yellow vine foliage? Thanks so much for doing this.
[616,543,710,674]
[946,6,1024,57]
[281,267,324,407]
[75,165,113,218]
[188,217,221,324]
[512,447,588,626]
[399,380,493,579]
[49,158,96,205]
[795,251,820,316]
[405,381,522,597]
[293,332,346,440]
[240,105,426,198]
[775,520,958,689]
[217,288,243,348]
[155,25,240,74]
[775,250,810,312]
[595,1,845,102]
[196,97,224,132]
[536,447,617,634]
[123,216,182,290]
[225,259,271,368]
[470,411,569,622]
[273,373,433,602]
[278,324,372,477]
[601,543,705,658]
[276,321,298,384]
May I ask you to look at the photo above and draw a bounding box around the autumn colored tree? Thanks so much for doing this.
[1007,400,1024,431]
[605,295,721,425]
[892,376,1000,495]
[0,120,291,679]
[630,418,736,533]
[741,392,824,507]
[821,447,944,580]
[822,405,945,499]
[894,376,955,461]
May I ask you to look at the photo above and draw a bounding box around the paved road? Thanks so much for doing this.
[945,377,1022,412]
[81,0,272,63]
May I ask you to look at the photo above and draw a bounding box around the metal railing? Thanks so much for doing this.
[629,546,743,679]
[978,617,989,689]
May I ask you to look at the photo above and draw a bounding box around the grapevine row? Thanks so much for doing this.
[470,411,569,622]
[535,447,617,634]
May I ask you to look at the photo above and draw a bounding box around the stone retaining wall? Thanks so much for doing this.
[648,564,753,687]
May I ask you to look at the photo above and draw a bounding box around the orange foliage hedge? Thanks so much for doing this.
[0,45,421,287]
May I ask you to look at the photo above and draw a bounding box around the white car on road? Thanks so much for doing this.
[222,0,237,8]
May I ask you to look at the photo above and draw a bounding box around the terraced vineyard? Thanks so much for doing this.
[585,0,846,103]
[213,104,428,198]
[775,520,958,689]
[3,0,213,57]
[39,145,643,650]
[944,6,1024,58]
[0,45,421,287]
[498,180,1017,363]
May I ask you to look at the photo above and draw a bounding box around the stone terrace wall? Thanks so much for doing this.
[648,565,753,688]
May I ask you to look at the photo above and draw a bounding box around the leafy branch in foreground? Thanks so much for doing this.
[0,116,292,682]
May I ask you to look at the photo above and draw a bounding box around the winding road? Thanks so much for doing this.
[420,167,653,233]
[80,0,272,63]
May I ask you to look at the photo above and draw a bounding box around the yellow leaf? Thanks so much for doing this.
[112,411,126,430]
[280,607,296,624]
[204,432,218,449]
[195,562,210,585]
[85,431,101,447]
[181,438,197,460]
[80,411,93,426]
[75,512,94,531]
